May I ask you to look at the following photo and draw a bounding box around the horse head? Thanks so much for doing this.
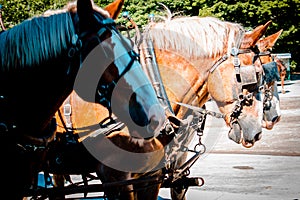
[146,16,273,147]
[71,0,166,138]
[257,29,283,129]
[207,21,272,148]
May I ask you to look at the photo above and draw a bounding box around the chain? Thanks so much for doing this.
[230,92,253,124]
[262,84,273,110]
[229,97,243,123]
[193,113,206,154]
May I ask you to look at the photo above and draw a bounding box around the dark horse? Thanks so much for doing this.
[0,0,166,199]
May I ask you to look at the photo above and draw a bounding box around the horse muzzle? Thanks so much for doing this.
[128,100,166,139]
[228,116,263,148]
[262,115,281,130]
[228,126,262,148]
[146,104,167,137]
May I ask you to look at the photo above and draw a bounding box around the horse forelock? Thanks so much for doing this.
[0,13,75,72]
[148,16,244,59]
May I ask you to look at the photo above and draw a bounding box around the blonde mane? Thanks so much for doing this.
[148,16,244,59]
[43,0,110,18]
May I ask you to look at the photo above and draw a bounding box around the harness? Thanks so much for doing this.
[121,16,214,187]
[210,43,278,129]
[7,10,280,198]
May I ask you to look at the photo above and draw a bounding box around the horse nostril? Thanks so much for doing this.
[242,140,254,148]
[272,116,279,123]
[276,115,281,123]
[254,132,262,142]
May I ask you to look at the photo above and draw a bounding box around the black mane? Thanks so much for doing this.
[0,12,76,72]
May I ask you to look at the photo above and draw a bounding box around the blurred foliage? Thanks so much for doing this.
[196,0,299,72]
[0,0,299,71]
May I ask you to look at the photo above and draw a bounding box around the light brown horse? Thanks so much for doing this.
[206,23,284,143]
[148,17,271,148]
[158,27,284,200]
[149,18,274,200]
[54,17,271,200]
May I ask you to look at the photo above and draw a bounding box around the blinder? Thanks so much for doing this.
[262,61,279,83]
[230,47,260,88]
[236,64,258,86]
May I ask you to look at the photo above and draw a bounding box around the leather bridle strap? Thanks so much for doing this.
[57,94,75,134]
[209,54,229,73]
[157,96,225,119]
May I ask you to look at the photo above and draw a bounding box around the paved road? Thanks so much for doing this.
[159,78,300,200]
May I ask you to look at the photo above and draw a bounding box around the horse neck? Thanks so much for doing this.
[154,48,213,119]
[148,17,242,118]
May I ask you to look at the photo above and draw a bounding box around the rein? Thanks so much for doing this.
[157,96,225,119]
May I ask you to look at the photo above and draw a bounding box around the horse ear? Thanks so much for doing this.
[241,20,272,48]
[258,20,272,38]
[104,0,124,20]
[257,29,283,51]
[265,29,283,48]
[77,0,94,31]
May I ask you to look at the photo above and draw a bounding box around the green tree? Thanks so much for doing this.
[197,0,300,71]
[110,0,299,70]
[0,0,59,28]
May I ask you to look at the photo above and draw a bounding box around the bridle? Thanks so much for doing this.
[68,12,140,124]
[210,40,276,128]
[95,49,139,120]
[0,11,139,149]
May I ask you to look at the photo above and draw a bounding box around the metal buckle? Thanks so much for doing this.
[231,47,239,56]
[63,103,72,116]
